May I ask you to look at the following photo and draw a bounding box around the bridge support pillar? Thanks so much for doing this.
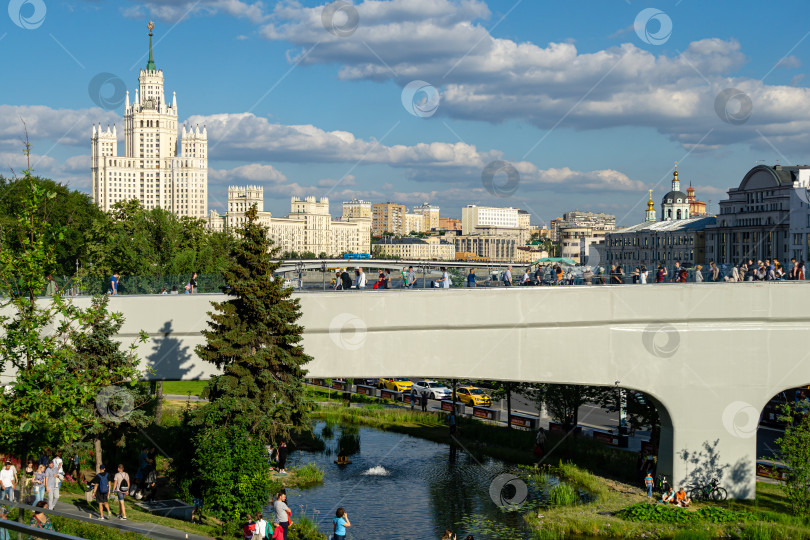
[653,395,757,500]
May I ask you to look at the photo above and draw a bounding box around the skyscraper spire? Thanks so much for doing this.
[146,21,156,72]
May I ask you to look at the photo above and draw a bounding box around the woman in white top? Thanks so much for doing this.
[639,267,648,284]
[522,270,531,285]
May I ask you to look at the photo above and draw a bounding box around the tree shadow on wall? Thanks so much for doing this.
[148,319,203,381]
[678,439,730,487]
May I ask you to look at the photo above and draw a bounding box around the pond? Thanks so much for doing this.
[267,422,591,540]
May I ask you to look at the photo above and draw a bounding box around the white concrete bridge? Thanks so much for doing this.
[11,283,810,498]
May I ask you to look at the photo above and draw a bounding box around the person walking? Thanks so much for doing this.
[339,269,353,291]
[639,265,648,284]
[273,491,292,540]
[45,275,58,296]
[435,267,451,288]
[33,465,46,505]
[410,387,416,410]
[670,261,681,282]
[189,272,198,293]
[333,507,351,540]
[503,266,513,287]
[110,272,120,295]
[112,464,130,520]
[44,461,59,509]
[583,266,594,285]
[421,390,428,412]
[400,267,408,287]
[383,269,392,289]
[0,462,14,502]
[694,265,703,282]
[466,268,477,287]
[406,266,416,288]
[355,268,366,290]
[69,454,80,480]
[644,471,654,498]
[89,464,112,520]
[710,261,720,282]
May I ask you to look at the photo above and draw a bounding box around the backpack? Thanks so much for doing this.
[243,521,256,539]
[118,473,129,492]
[98,472,109,494]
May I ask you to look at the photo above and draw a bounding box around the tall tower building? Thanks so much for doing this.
[645,189,656,222]
[91,21,208,219]
[661,165,689,221]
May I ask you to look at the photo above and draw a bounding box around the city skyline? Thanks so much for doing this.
[2,1,810,226]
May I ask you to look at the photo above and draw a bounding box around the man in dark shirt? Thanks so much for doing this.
[339,270,353,291]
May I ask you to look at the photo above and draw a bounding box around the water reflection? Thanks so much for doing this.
[272,424,533,539]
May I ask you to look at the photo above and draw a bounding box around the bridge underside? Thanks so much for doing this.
[6,284,810,499]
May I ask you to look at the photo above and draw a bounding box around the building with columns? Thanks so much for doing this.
[705,164,802,265]
[209,189,371,256]
[91,22,207,219]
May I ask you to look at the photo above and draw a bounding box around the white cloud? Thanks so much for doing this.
[257,0,810,153]
[124,0,268,23]
[0,105,119,149]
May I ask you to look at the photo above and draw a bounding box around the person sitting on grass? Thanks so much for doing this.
[675,487,691,507]
[661,486,675,504]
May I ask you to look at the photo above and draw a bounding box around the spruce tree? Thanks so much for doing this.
[196,204,312,442]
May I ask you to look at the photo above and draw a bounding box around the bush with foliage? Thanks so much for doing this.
[616,502,754,524]
[192,423,272,523]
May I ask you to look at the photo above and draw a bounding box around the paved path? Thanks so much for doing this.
[55,495,211,540]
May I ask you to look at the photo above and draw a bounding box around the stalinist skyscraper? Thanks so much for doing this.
[91,21,208,219]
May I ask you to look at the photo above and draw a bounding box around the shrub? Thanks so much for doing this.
[287,516,327,540]
[616,502,754,525]
[192,423,272,523]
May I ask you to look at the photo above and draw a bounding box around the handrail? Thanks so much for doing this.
[0,499,196,540]
[0,517,84,540]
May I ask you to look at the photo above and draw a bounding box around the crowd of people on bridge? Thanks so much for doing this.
[326,257,807,290]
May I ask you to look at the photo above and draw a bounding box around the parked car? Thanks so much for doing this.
[378,378,413,392]
[454,386,492,407]
[411,380,452,400]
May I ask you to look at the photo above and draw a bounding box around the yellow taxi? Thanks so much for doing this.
[454,386,492,407]
[378,378,413,392]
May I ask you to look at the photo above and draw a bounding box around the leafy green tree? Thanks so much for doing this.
[83,200,235,286]
[0,141,148,464]
[63,295,151,470]
[196,204,313,443]
[485,381,522,429]
[776,403,810,516]
[592,388,661,444]
[0,175,103,278]
[191,423,271,522]
[525,384,598,430]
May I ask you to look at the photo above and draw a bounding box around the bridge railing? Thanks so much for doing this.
[40,266,804,296]
[0,499,191,539]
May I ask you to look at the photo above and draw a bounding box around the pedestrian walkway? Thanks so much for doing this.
[55,496,211,540]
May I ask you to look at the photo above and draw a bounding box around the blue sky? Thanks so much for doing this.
[2,0,810,226]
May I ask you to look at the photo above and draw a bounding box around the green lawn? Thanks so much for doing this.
[162,380,208,397]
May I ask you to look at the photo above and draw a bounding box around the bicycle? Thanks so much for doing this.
[687,478,728,501]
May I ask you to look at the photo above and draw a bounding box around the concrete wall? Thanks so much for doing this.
[4,283,810,499]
